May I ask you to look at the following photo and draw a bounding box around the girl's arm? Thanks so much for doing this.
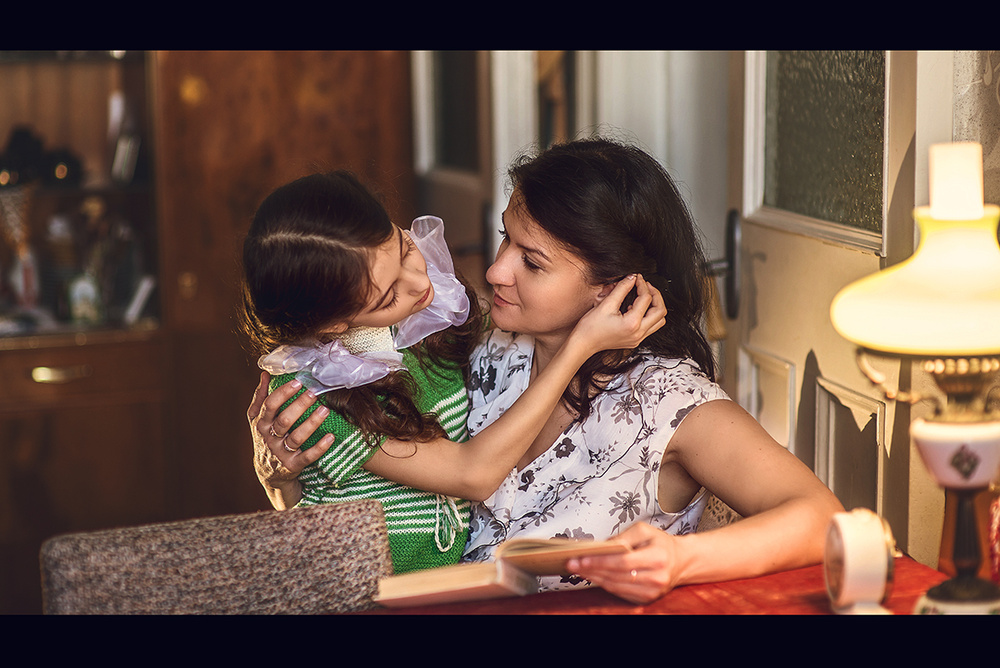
[250,275,666,505]
[566,399,844,604]
[371,276,665,500]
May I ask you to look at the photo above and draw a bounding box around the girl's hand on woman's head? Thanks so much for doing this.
[570,274,668,356]
[248,372,335,483]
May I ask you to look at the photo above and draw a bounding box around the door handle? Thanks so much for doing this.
[704,209,741,320]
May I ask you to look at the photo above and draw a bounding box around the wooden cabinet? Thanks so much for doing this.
[0,50,416,613]
[0,332,172,612]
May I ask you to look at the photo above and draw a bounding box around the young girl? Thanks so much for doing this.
[240,170,666,574]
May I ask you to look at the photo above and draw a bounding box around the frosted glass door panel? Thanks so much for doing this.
[763,51,886,235]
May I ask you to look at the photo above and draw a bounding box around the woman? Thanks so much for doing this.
[250,137,843,604]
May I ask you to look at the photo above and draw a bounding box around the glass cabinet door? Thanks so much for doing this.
[0,51,158,342]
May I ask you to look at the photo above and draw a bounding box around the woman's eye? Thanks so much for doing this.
[522,255,541,272]
[497,226,539,270]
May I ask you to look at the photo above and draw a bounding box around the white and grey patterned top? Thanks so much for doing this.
[462,329,730,592]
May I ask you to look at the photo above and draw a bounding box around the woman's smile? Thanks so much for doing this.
[491,291,516,309]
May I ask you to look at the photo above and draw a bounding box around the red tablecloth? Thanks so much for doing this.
[364,555,947,615]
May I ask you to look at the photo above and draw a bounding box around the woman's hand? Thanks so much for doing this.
[247,371,334,508]
[566,522,681,605]
[568,274,667,358]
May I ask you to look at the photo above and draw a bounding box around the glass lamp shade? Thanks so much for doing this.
[830,204,1000,356]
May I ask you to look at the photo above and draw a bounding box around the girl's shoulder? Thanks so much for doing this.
[400,344,466,393]
[268,372,337,415]
[266,371,360,445]
[267,371,300,394]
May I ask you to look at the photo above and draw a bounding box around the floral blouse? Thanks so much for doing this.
[462,329,730,592]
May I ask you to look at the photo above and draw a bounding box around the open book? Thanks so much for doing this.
[374,537,628,608]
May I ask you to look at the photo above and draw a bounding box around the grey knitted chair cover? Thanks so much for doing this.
[40,500,392,615]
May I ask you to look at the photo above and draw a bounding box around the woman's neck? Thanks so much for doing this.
[530,329,619,397]
[529,332,570,378]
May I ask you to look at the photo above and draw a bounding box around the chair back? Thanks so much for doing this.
[697,493,742,532]
[40,500,392,614]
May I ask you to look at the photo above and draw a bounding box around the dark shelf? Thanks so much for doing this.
[0,50,144,64]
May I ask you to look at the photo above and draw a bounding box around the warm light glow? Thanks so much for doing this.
[831,142,1000,356]
[930,142,985,220]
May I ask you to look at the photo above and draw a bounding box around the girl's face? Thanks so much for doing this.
[486,192,605,342]
[330,225,434,332]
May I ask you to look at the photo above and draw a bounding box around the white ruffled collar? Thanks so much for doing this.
[258,216,469,395]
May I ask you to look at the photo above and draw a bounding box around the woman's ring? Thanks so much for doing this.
[269,425,286,439]
[283,441,297,453]
[630,569,638,582]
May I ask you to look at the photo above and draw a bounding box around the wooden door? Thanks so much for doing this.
[412,50,493,296]
[723,51,918,548]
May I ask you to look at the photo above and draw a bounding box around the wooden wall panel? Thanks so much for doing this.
[153,50,416,333]
[150,51,416,519]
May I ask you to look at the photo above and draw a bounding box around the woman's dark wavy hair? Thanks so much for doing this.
[239,170,485,444]
[508,137,716,419]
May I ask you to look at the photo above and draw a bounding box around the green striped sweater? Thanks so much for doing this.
[271,346,470,574]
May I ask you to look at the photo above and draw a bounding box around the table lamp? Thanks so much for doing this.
[830,141,1000,614]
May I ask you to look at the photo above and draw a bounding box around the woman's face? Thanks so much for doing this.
[333,225,434,332]
[486,192,604,342]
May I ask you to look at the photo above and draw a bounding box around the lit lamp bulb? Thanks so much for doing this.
[830,142,1000,614]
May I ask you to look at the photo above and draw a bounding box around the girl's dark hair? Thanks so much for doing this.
[239,170,485,444]
[508,137,716,419]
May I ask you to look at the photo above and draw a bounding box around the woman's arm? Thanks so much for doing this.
[250,275,666,505]
[567,399,844,603]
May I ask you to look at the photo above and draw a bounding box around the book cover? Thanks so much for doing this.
[495,537,628,576]
[373,537,628,608]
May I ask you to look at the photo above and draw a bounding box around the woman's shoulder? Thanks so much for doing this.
[623,353,730,401]
[466,329,534,404]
